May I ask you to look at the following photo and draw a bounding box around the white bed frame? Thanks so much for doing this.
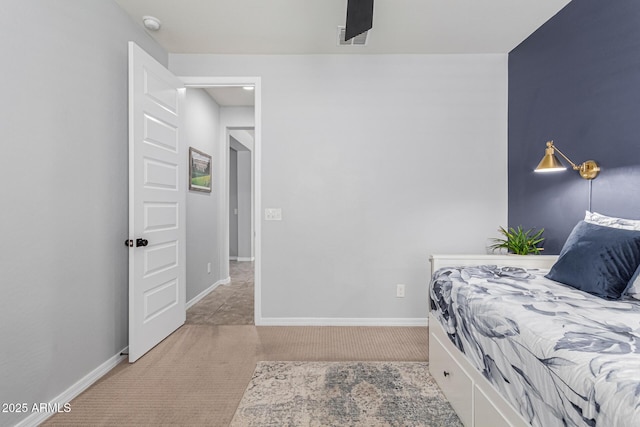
[428,254,558,427]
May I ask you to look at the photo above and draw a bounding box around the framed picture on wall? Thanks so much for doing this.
[189,147,212,192]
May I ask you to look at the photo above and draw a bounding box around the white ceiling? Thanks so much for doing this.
[204,87,255,107]
[114,0,571,105]
[115,0,571,55]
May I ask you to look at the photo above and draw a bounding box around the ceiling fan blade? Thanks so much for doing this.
[345,0,374,41]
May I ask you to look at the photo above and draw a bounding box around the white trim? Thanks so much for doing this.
[14,347,128,427]
[180,76,259,88]
[258,317,428,327]
[228,257,255,262]
[178,75,263,327]
[253,79,263,326]
[185,276,231,309]
[430,254,558,272]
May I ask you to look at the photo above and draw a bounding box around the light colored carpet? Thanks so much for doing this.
[42,325,429,426]
[186,261,254,325]
[43,262,430,426]
[231,361,461,427]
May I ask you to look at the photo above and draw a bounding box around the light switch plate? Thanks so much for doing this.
[265,208,282,221]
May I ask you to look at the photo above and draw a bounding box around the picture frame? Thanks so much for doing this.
[189,147,212,192]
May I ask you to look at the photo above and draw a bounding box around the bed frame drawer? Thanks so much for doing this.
[430,332,473,426]
[429,313,529,427]
[474,385,511,427]
[429,255,547,427]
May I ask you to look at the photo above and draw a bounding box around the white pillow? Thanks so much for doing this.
[584,211,640,231]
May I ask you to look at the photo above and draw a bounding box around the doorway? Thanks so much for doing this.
[181,76,262,325]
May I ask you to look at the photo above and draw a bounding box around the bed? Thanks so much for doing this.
[428,215,640,427]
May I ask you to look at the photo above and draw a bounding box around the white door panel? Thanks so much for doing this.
[128,42,185,362]
[144,203,179,232]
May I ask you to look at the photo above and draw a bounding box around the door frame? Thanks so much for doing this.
[228,127,255,262]
[180,76,262,325]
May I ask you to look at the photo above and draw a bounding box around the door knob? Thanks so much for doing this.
[136,238,148,247]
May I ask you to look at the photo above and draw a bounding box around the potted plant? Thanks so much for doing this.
[489,226,545,255]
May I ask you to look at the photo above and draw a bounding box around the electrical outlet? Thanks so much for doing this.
[396,284,405,298]
[265,208,282,221]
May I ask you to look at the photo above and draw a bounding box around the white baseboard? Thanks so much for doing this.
[256,317,428,327]
[229,256,238,261]
[186,276,231,309]
[236,257,254,262]
[14,346,128,427]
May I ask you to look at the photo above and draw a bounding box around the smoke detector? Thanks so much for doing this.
[337,26,368,46]
[142,16,161,31]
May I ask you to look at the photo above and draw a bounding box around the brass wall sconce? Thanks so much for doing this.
[534,140,600,180]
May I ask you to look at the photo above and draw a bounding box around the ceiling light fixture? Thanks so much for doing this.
[242,86,254,91]
[142,16,161,31]
[534,140,600,180]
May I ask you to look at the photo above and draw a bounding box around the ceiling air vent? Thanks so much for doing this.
[337,26,368,46]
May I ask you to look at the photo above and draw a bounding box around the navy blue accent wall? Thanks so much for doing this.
[509,0,640,254]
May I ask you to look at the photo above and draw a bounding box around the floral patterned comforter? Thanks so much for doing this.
[430,265,640,427]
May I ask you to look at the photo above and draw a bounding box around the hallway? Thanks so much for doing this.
[186,261,254,325]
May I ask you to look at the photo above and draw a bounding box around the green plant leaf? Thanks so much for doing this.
[489,226,545,255]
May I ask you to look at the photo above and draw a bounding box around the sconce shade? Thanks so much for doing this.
[535,145,566,173]
[533,140,600,179]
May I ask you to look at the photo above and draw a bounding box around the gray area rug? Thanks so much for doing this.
[230,361,462,427]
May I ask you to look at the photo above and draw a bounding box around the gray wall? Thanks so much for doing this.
[170,54,509,321]
[0,1,166,425]
[184,88,227,302]
[229,148,239,258]
[237,150,253,260]
[229,134,254,261]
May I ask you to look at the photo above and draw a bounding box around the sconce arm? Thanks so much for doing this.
[547,141,579,170]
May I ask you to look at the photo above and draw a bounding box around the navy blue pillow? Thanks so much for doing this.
[546,221,640,299]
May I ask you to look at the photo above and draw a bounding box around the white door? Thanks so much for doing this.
[127,42,186,362]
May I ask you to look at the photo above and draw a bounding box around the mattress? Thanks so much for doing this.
[430,265,640,427]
